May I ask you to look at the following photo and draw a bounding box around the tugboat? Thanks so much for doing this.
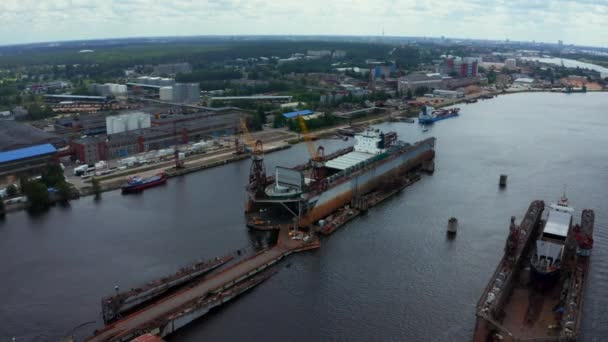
[418,106,460,124]
[530,194,572,288]
[121,173,168,194]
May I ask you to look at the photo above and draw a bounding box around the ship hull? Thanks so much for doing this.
[121,175,168,194]
[530,267,561,289]
[419,113,458,124]
[301,148,434,226]
[246,138,435,230]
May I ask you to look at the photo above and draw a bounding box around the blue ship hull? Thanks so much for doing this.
[418,113,459,125]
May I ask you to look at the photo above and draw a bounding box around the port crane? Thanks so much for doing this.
[297,116,326,180]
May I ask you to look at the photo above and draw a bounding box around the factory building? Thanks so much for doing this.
[0,144,58,183]
[134,76,175,87]
[44,94,111,104]
[71,113,242,163]
[397,74,444,92]
[71,136,108,165]
[105,112,151,135]
[88,83,128,97]
[505,58,517,70]
[438,56,479,78]
[172,83,200,104]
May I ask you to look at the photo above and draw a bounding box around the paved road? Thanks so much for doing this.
[88,246,288,341]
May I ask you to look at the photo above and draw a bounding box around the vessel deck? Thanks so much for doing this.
[500,285,562,339]
[89,247,288,341]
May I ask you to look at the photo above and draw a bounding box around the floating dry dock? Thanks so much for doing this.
[474,200,595,341]
[102,254,234,323]
[88,231,319,341]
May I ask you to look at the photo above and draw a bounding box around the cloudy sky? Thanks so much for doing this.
[1,0,607,47]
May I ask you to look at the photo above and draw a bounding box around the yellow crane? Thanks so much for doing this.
[236,117,257,154]
[297,115,319,160]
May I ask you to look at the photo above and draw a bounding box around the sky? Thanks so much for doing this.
[1,0,607,47]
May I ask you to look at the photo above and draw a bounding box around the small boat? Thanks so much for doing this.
[121,173,168,194]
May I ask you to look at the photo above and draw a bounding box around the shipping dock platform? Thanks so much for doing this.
[88,230,319,342]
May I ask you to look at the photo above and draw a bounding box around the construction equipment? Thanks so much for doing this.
[236,117,256,154]
[173,121,184,169]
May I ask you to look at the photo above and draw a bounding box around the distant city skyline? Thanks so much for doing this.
[1,0,607,47]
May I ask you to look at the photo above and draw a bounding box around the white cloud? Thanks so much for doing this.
[0,0,606,46]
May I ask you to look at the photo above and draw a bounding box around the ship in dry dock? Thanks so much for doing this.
[474,197,595,342]
[245,129,436,229]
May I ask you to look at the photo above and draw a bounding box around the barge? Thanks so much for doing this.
[245,129,435,230]
[474,197,595,341]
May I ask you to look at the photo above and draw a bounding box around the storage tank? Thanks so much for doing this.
[127,114,139,131]
[159,87,173,101]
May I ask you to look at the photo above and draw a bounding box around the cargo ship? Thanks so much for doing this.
[245,129,435,230]
[474,198,595,342]
[418,106,459,124]
[121,173,168,193]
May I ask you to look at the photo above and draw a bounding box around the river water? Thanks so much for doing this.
[521,57,608,78]
[1,92,607,341]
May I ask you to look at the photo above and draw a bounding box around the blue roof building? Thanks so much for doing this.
[0,144,57,164]
[282,110,314,118]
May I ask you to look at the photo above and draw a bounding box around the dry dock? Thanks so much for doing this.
[88,230,319,341]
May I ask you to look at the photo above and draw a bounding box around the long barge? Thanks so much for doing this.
[474,198,595,341]
[245,129,435,230]
[101,254,234,323]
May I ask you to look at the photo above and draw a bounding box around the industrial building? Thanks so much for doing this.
[172,83,200,104]
[71,112,242,163]
[134,76,175,87]
[397,74,443,92]
[207,95,293,105]
[438,56,479,78]
[71,136,108,164]
[505,58,517,70]
[88,83,128,96]
[282,110,314,118]
[432,89,465,99]
[0,144,58,184]
[106,112,151,135]
[0,121,63,152]
[44,94,112,104]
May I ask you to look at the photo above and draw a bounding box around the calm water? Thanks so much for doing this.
[521,57,608,78]
[1,92,607,341]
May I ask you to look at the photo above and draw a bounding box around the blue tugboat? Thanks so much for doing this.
[418,106,460,124]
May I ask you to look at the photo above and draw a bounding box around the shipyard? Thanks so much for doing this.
[1,18,608,342]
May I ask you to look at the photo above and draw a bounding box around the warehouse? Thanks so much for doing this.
[0,144,58,184]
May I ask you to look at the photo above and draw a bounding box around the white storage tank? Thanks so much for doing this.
[159,87,173,101]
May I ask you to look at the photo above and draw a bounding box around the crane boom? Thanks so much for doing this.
[298,116,317,160]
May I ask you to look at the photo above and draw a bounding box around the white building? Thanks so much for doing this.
[105,112,151,135]
[505,58,517,70]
